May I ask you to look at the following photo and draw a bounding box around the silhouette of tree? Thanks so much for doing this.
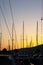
[2,48,7,51]
[2,48,7,54]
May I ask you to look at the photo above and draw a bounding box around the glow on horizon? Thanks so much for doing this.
[1,35,42,50]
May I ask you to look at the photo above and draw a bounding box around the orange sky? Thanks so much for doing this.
[0,0,43,50]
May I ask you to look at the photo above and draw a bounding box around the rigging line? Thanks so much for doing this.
[0,5,11,39]
[9,0,17,34]
[13,22,18,43]
[9,0,15,30]
[9,0,18,42]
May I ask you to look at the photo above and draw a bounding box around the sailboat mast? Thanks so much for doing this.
[8,40,10,50]
[23,21,24,48]
[30,36,32,47]
[41,18,43,44]
[0,33,2,51]
[36,21,38,46]
[26,36,28,48]
[0,22,2,51]
[12,22,14,51]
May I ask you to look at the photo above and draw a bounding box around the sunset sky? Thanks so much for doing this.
[0,0,43,50]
